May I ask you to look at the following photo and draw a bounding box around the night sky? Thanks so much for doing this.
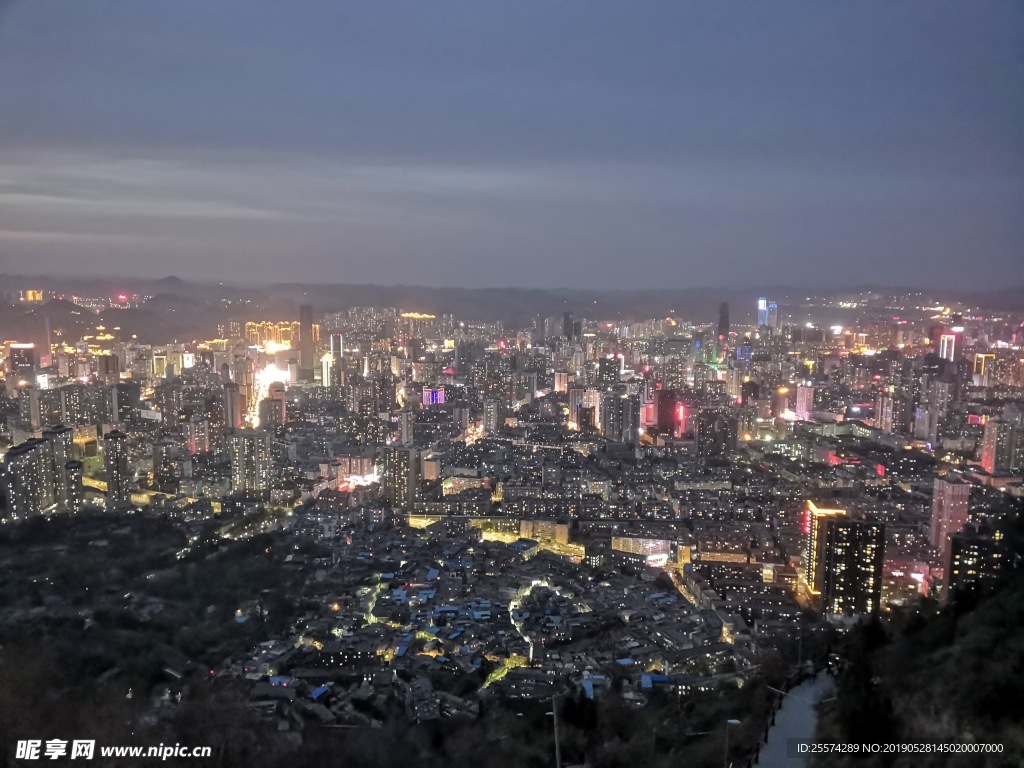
[1,2,1021,290]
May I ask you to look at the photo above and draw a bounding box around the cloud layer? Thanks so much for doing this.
[1,1,1021,288]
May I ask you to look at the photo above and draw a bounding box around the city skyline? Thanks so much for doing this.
[2,2,1022,289]
[1,4,1023,764]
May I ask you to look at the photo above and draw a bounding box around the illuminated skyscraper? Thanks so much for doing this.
[329,332,344,359]
[600,392,641,443]
[802,502,884,616]
[483,399,499,434]
[803,502,845,597]
[980,419,1024,474]
[152,439,177,488]
[223,383,243,431]
[794,386,815,422]
[930,479,970,550]
[327,332,344,387]
[944,524,1004,603]
[64,460,83,511]
[104,430,131,510]
[597,356,620,388]
[757,298,778,328]
[319,353,333,387]
[399,410,414,446]
[7,342,37,379]
[694,408,736,456]
[382,446,421,507]
[569,387,602,430]
[229,429,272,494]
[258,398,285,431]
[113,382,141,424]
[17,384,42,430]
[184,418,211,454]
[938,333,956,361]
[1,439,45,519]
[822,519,885,616]
[42,424,73,509]
[874,390,894,433]
[422,387,446,406]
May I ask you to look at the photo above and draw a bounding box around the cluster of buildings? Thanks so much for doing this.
[1,287,1022,716]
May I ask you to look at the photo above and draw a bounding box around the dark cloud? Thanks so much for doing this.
[0,1,1021,289]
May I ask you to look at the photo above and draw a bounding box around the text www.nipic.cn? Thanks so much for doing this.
[16,740,213,761]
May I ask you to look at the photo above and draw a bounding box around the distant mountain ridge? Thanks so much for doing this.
[2,274,1022,330]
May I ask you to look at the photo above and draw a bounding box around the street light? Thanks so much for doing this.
[723,719,741,768]
[546,697,562,768]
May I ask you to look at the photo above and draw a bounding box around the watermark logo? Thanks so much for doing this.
[15,740,209,761]
[17,741,94,760]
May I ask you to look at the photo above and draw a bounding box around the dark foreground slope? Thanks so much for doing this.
[815,516,1024,768]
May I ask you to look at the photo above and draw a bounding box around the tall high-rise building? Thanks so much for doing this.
[483,399,500,435]
[795,386,815,422]
[260,382,287,430]
[320,353,335,387]
[64,460,83,511]
[562,312,574,341]
[597,356,620,388]
[399,410,415,446]
[938,333,957,362]
[155,384,184,426]
[1,439,45,519]
[382,446,421,507]
[329,332,344,358]
[184,418,211,455]
[18,385,42,430]
[7,343,37,379]
[944,524,1004,603]
[298,304,315,381]
[874,390,894,433]
[113,382,141,424]
[694,408,736,456]
[103,430,131,510]
[152,439,178,488]
[802,502,884,617]
[223,383,243,431]
[600,392,641,443]
[569,387,602,430]
[554,371,569,394]
[822,519,885,617]
[756,298,778,328]
[803,502,846,597]
[930,479,970,550]
[716,302,730,342]
[654,389,694,437]
[42,424,73,509]
[229,429,272,495]
[979,420,1024,474]
[96,354,120,383]
[326,332,344,387]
